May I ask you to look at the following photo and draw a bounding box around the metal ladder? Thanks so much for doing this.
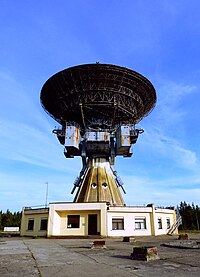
[168,207,182,235]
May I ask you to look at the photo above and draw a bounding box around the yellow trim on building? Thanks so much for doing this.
[20,202,178,237]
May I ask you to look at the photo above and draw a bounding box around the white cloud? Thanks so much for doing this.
[123,172,200,207]
[0,171,75,212]
[139,81,200,172]
[154,82,197,128]
[124,183,200,207]
[0,70,82,211]
[0,118,81,172]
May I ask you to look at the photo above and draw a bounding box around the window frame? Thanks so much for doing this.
[134,217,147,230]
[112,218,124,230]
[67,215,80,228]
[27,219,34,231]
[166,218,171,229]
[40,218,48,231]
[158,218,162,229]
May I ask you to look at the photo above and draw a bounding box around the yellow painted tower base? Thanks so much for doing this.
[74,158,125,206]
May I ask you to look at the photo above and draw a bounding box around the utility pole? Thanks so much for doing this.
[45,182,48,208]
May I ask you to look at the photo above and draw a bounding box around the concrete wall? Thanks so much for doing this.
[48,202,107,237]
[58,210,100,236]
[107,205,177,237]
[4,227,19,232]
[20,203,177,237]
[107,207,152,237]
[107,213,152,237]
[154,208,177,235]
[20,208,49,237]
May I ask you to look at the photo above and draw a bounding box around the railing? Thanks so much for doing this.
[23,205,49,211]
[168,207,182,235]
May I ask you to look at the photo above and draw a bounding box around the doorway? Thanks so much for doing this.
[88,214,98,235]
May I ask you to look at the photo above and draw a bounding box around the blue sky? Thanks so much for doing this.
[0,0,200,212]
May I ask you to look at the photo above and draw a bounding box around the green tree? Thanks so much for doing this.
[0,210,22,229]
[178,201,200,230]
[0,210,2,230]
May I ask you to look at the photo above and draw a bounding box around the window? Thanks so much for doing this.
[27,219,34,231]
[166,218,171,229]
[158,218,162,229]
[102,183,108,189]
[135,217,146,230]
[112,218,124,230]
[40,219,48,231]
[91,183,97,189]
[67,215,80,228]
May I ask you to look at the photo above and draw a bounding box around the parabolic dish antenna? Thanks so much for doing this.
[41,63,156,130]
[40,63,156,205]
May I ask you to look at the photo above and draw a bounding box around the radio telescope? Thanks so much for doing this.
[40,63,156,206]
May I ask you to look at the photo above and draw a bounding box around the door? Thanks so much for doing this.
[88,214,98,235]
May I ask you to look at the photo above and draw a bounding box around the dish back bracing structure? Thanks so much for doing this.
[40,63,156,205]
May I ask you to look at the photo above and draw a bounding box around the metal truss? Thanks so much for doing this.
[40,63,156,131]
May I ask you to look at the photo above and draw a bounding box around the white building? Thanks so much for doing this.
[20,202,178,237]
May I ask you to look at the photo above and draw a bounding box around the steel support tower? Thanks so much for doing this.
[40,63,156,205]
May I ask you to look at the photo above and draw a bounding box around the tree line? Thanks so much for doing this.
[0,202,200,231]
[0,210,21,230]
[178,201,200,230]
